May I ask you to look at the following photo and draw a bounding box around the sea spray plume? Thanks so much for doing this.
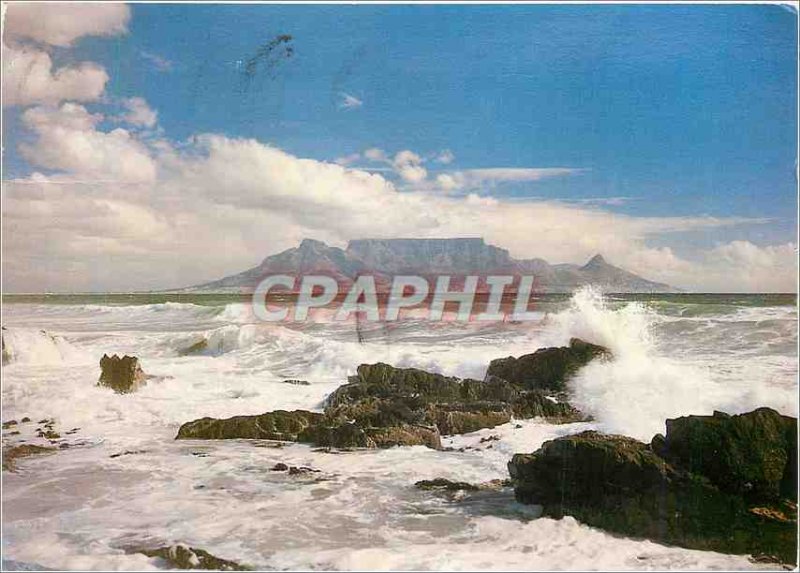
[553,287,743,440]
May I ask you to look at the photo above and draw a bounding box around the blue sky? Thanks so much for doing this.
[2,3,797,292]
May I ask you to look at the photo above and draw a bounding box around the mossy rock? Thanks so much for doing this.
[176,410,323,440]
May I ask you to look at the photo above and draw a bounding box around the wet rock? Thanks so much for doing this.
[288,466,320,475]
[2,444,56,471]
[415,478,480,492]
[509,421,798,565]
[98,354,147,394]
[486,338,609,392]
[2,420,18,429]
[282,379,310,386]
[1,326,9,366]
[178,338,208,356]
[176,410,323,440]
[271,462,289,471]
[136,544,249,571]
[109,449,148,459]
[20,417,31,423]
[652,407,796,501]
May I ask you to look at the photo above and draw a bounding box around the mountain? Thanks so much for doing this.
[179,238,677,293]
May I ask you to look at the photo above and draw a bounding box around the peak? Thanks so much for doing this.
[581,254,609,270]
[298,239,328,250]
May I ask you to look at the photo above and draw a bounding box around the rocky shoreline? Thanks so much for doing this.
[4,336,797,567]
[168,337,798,566]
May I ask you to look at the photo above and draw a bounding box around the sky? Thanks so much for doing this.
[1,3,797,292]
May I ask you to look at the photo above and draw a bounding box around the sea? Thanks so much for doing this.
[1,287,797,570]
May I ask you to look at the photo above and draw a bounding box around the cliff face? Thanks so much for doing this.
[181,237,678,293]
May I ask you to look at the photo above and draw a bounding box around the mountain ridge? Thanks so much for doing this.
[179,237,678,293]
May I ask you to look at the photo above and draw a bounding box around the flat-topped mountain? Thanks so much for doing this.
[180,238,677,293]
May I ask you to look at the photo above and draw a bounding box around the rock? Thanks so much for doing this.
[652,408,796,501]
[176,410,323,440]
[1,326,9,366]
[174,340,603,450]
[20,417,30,423]
[178,338,208,356]
[415,478,480,492]
[2,444,56,471]
[136,544,248,571]
[288,466,320,475]
[271,462,289,471]
[282,379,310,386]
[509,424,798,565]
[98,354,146,394]
[486,338,609,392]
[2,420,18,429]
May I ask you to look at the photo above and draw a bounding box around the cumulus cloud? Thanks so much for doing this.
[19,103,158,183]
[391,150,428,183]
[3,126,794,292]
[117,97,158,128]
[1,44,109,107]
[4,3,130,47]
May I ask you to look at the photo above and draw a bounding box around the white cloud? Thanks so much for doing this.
[339,92,363,110]
[334,152,361,166]
[391,150,427,183]
[363,148,387,162]
[4,3,130,47]
[435,149,455,164]
[19,103,158,184]
[1,44,109,107]
[4,128,794,293]
[435,167,584,191]
[117,97,158,128]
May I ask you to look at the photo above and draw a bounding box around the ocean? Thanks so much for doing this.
[1,288,797,570]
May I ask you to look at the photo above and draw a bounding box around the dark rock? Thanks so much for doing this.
[178,338,208,356]
[509,424,798,565]
[486,338,609,392]
[288,466,320,475]
[176,410,323,440]
[415,478,480,492]
[174,340,604,450]
[282,379,310,386]
[136,544,249,571]
[653,407,796,502]
[2,444,56,471]
[2,420,18,429]
[20,417,30,423]
[271,462,289,471]
[98,354,146,394]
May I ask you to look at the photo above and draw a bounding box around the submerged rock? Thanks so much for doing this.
[136,544,248,571]
[486,338,609,392]
[508,410,798,564]
[177,338,208,356]
[415,478,480,492]
[2,444,56,471]
[98,354,146,394]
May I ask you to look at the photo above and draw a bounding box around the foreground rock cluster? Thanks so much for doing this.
[176,338,605,448]
[508,408,798,564]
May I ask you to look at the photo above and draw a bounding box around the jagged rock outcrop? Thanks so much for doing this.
[134,544,249,571]
[176,339,606,449]
[485,338,610,391]
[508,409,798,564]
[98,354,146,394]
